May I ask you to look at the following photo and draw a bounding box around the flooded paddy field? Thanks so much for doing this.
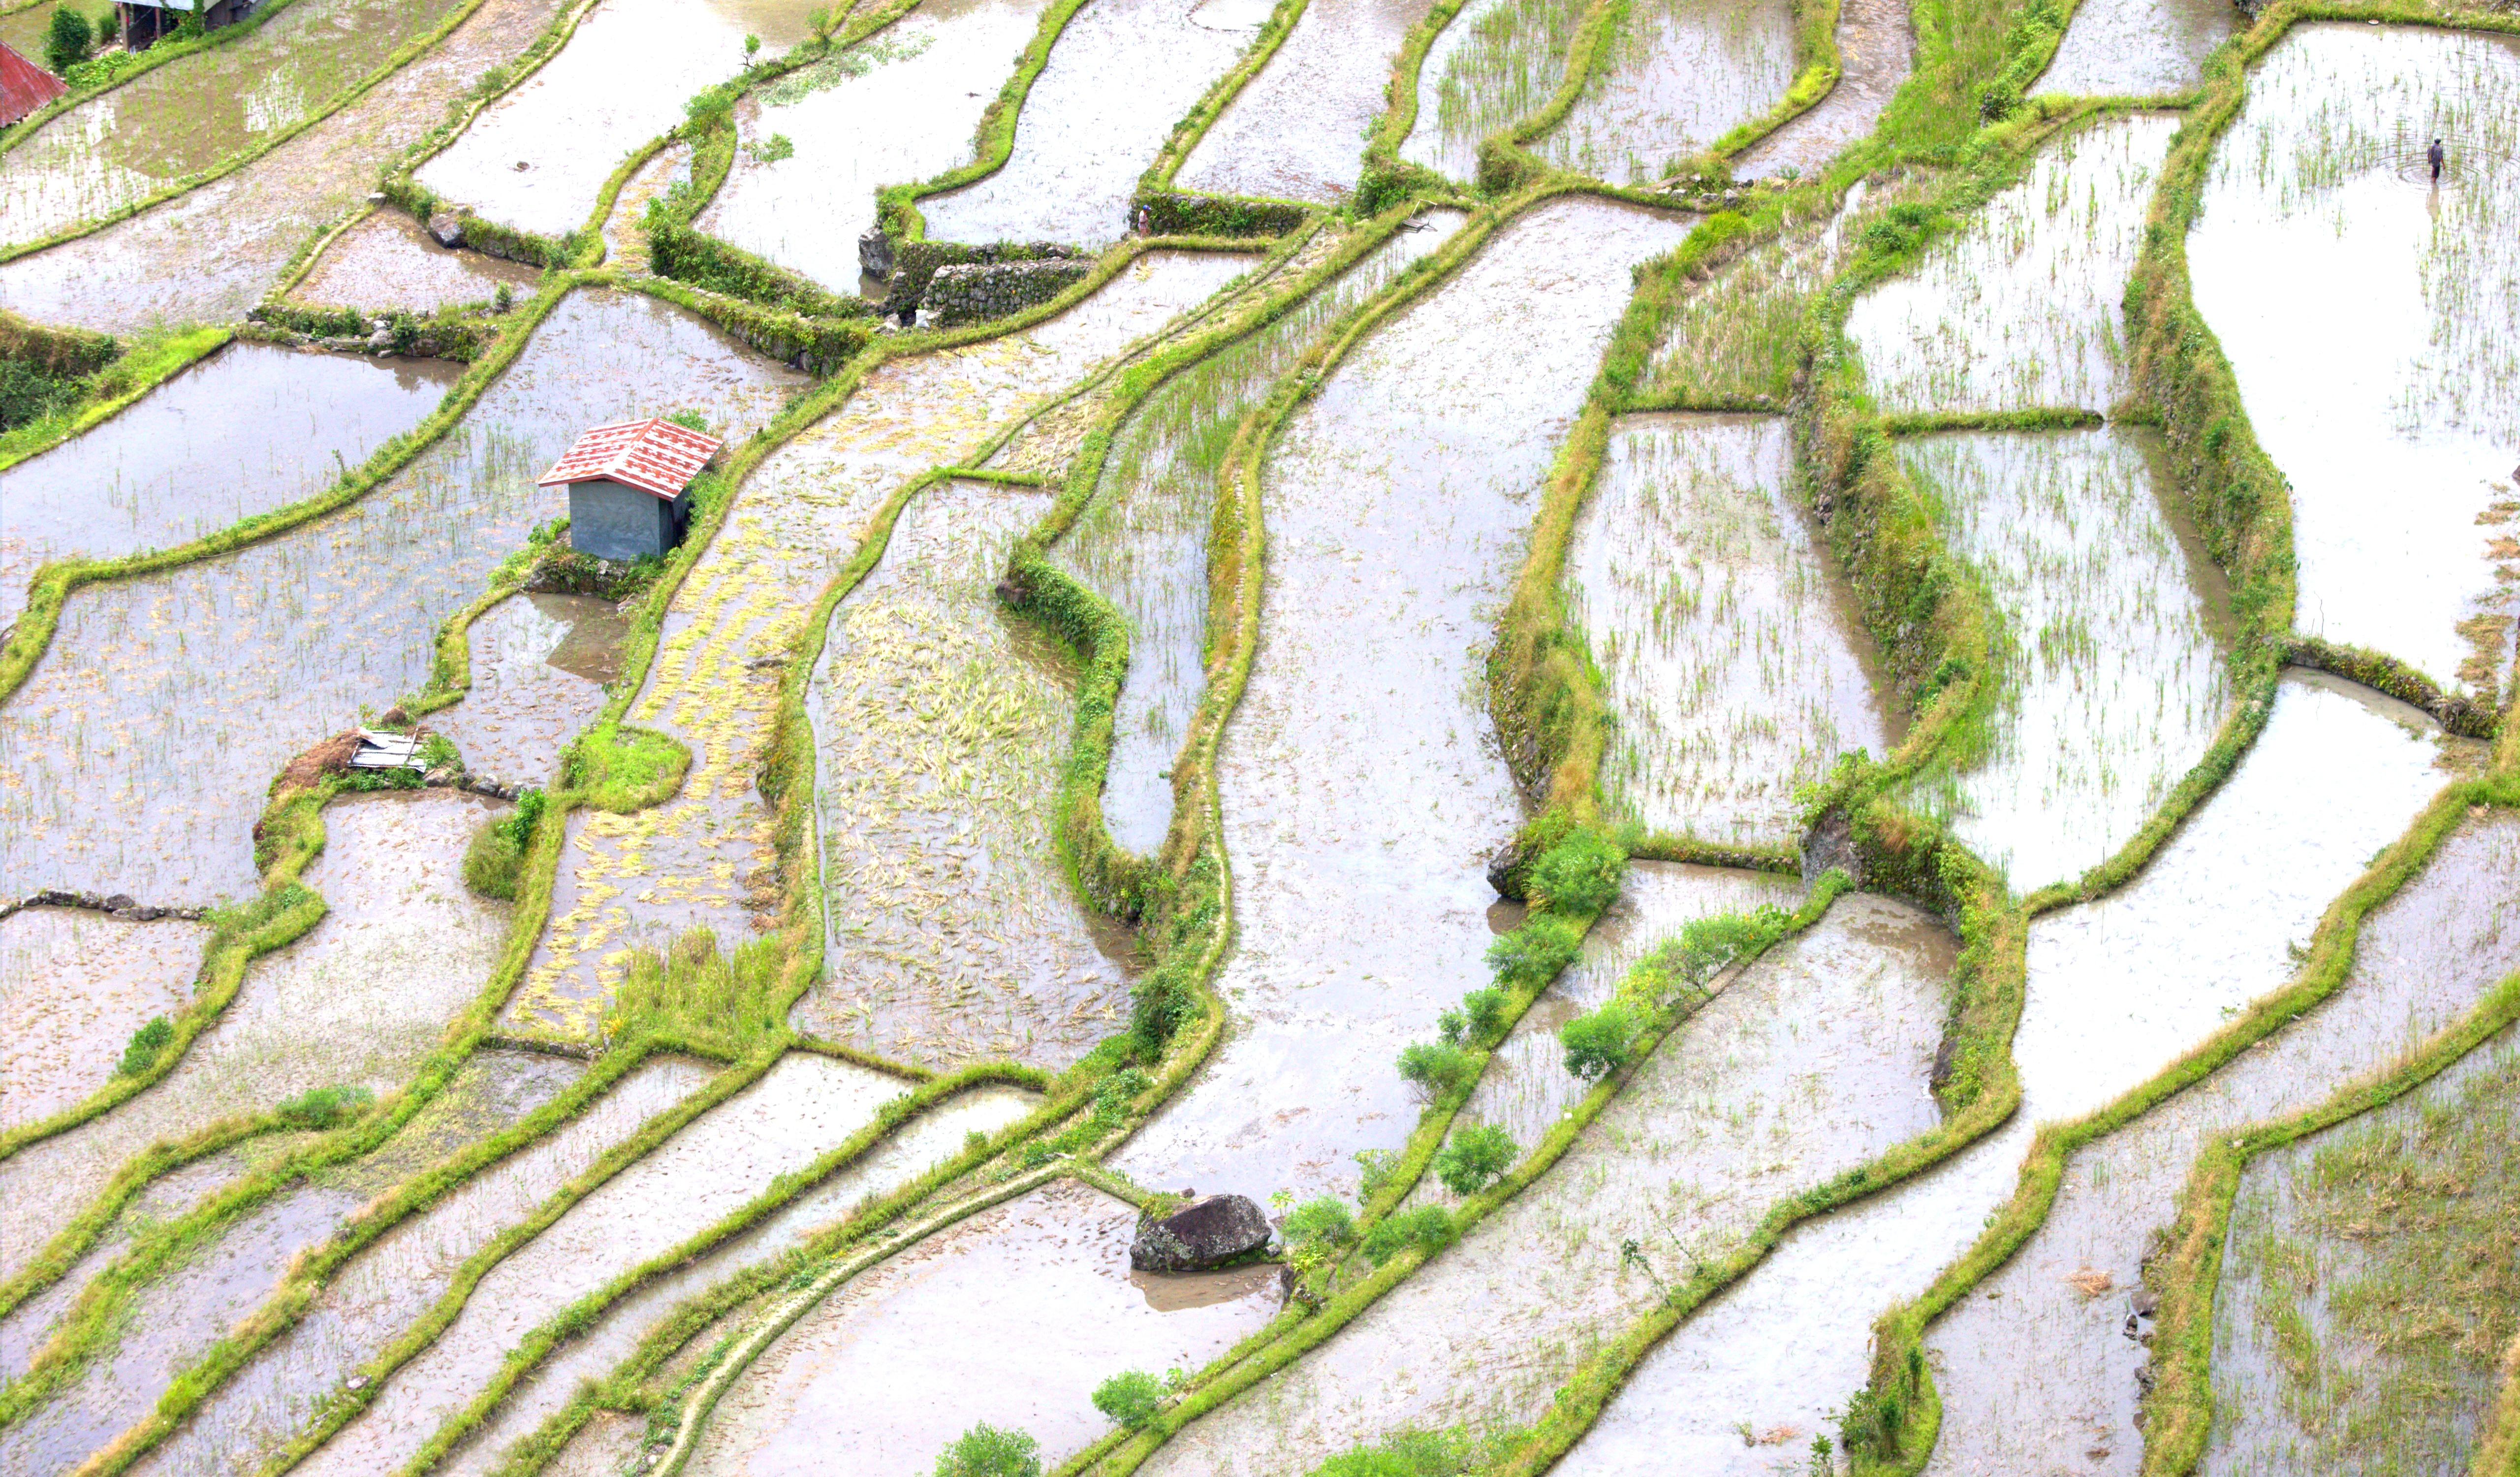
[6,7,2520,1476]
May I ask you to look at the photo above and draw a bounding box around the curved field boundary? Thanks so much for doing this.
[1134,0,1310,191]
[0,0,501,267]
[0,325,229,476]
[872,0,1101,244]
[0,0,323,159]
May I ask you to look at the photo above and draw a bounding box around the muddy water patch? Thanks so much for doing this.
[292,1050,906,1477]
[1536,0,1795,184]
[436,1083,1037,1475]
[0,342,453,631]
[688,1178,1279,1476]
[1895,427,2232,891]
[920,0,1247,245]
[1111,199,1694,1204]
[0,791,510,1287]
[1729,0,1911,180]
[0,908,209,1131]
[431,592,629,782]
[1052,216,1463,855]
[0,290,799,906]
[792,482,1129,1068]
[509,253,1250,1033]
[1574,414,1895,847]
[1926,812,2520,1477]
[122,1053,715,1477]
[2189,25,2520,693]
[0,0,470,249]
[0,0,569,333]
[418,0,819,237]
[1142,892,1949,1477]
[700,0,1051,291]
[294,209,542,311]
[2038,0,2234,97]
[2206,1026,2520,1477]
[1400,0,1586,184]
[1845,111,2175,412]
[2014,673,2474,1135]
[1178,0,1438,201]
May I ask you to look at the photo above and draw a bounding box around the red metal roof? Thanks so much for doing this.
[535,417,724,500]
[0,43,68,127]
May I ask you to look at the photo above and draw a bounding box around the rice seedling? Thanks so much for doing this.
[1176,0,1440,202]
[1534,0,1796,184]
[2036,0,2235,98]
[1401,0,1590,183]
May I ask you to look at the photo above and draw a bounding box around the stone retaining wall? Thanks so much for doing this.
[924,258,1093,327]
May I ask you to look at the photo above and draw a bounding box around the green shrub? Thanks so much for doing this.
[1093,1065,1152,1122]
[1436,987,1508,1049]
[462,819,526,900]
[0,359,81,433]
[1560,1001,1638,1081]
[275,1085,375,1129]
[1484,915,1583,993]
[1526,830,1625,915]
[1432,1123,1516,1197]
[116,1016,173,1077]
[1360,1206,1457,1266]
[567,724,689,811]
[1311,1428,1477,1477]
[603,929,787,1054]
[1091,1370,1166,1430]
[1396,1040,1477,1095]
[44,5,92,76]
[1281,1195,1356,1248]
[934,1422,1040,1477]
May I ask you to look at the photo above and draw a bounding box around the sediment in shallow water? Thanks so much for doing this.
[431,591,630,783]
[2037,0,2233,98]
[0,907,209,1132]
[1399,0,1587,184]
[1536,0,1796,184]
[1729,0,1912,180]
[293,209,543,312]
[1177,0,1439,201]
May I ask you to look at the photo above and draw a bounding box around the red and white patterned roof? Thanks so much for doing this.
[535,417,723,500]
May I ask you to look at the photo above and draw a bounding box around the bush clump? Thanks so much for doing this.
[1091,1370,1168,1430]
[1526,829,1626,915]
[1559,1000,1638,1081]
[1281,1194,1356,1250]
[1396,1040,1478,1095]
[1432,1123,1516,1197]
[462,787,543,899]
[1485,914,1583,993]
[116,1015,174,1077]
[1361,1204,1457,1266]
[934,1422,1040,1477]
[276,1084,374,1129]
[1311,1427,1478,1477]
[44,6,93,77]
[1435,987,1507,1049]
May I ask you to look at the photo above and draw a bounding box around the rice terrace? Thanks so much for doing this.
[0,0,2517,1463]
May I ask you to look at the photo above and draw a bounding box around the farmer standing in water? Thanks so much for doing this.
[2429,136,2446,182]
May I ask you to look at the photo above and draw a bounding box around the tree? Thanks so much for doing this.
[1526,828,1625,914]
[1091,1370,1166,1430]
[1396,1040,1476,1095]
[934,1424,1040,1477]
[44,5,92,77]
[1559,1001,1636,1080]
[1432,1123,1515,1196]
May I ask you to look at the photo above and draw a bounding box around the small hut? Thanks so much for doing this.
[536,417,723,562]
[112,0,254,47]
[0,43,66,126]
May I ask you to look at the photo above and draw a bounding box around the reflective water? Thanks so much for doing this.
[0,290,799,905]
[1538,0,1795,184]
[0,342,454,631]
[921,0,1248,245]
[431,591,629,783]
[1729,0,1912,180]
[1399,0,1585,184]
[2189,25,2520,694]
[1896,427,2233,891]
[1574,413,1896,847]
[689,1178,1282,1476]
[0,907,208,1131]
[2038,0,2235,98]
[293,209,543,311]
[1111,198,1697,1204]
[1846,111,2176,412]
[1176,0,1438,201]
[1142,892,1950,1477]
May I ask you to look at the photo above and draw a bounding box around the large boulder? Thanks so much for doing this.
[426,212,465,249]
[1130,1193,1271,1272]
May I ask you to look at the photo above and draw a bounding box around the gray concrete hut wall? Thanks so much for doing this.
[567,479,685,561]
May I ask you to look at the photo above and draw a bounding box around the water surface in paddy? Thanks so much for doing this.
[0,0,469,249]
[1110,198,1696,1206]
[1399,0,1585,184]
[1729,0,1912,180]
[0,0,569,333]
[1925,812,2520,1477]
[122,1053,713,1477]
[1176,0,1438,201]
[0,791,511,1287]
[0,290,799,905]
[0,343,451,631]
[417,0,821,238]
[2206,1025,2520,1477]
[434,1084,1037,1476]
[430,591,628,783]
[292,209,543,311]
[701,0,1051,292]
[2012,673,2475,1131]
[508,252,1250,1034]
[920,0,1248,245]
[1896,427,2233,892]
[1536,0,1795,184]
[1573,413,1896,847]
[1142,892,1949,1477]
[1845,111,2175,413]
[688,1178,1281,1476]
[793,481,1132,1068]
[292,1051,906,1477]
[0,907,207,1131]
[2038,0,2233,98]
[1052,216,1463,856]
[2189,25,2520,694]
